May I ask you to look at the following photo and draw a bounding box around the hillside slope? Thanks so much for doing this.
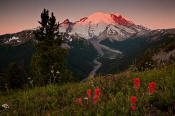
[97,30,175,75]
[0,63,175,115]
[0,41,35,71]
[0,39,98,80]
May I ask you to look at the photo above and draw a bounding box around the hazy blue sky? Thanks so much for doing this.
[0,0,175,35]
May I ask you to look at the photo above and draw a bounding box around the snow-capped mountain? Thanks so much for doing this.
[0,12,150,45]
[60,12,149,40]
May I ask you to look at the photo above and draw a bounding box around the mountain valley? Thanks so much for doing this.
[0,12,175,80]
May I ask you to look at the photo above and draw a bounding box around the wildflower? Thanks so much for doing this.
[84,97,88,100]
[93,95,98,103]
[148,82,156,95]
[131,106,136,111]
[27,77,31,80]
[95,88,100,96]
[2,104,9,109]
[87,89,91,97]
[78,98,82,104]
[56,71,60,74]
[51,70,54,73]
[133,78,140,89]
[130,96,137,104]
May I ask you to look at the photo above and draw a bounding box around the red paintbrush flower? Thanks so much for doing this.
[93,95,98,103]
[95,88,100,96]
[148,82,156,95]
[87,89,91,97]
[133,78,140,89]
[78,98,82,104]
[131,106,136,111]
[130,96,137,104]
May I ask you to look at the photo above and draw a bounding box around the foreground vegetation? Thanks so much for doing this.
[0,63,175,116]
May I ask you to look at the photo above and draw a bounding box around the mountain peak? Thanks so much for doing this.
[77,12,134,25]
[114,13,122,17]
[90,12,106,16]
[110,13,134,25]
[61,19,70,24]
[59,12,148,40]
[79,17,88,22]
[86,12,115,24]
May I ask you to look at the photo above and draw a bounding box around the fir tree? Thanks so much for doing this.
[30,9,73,86]
[4,62,24,89]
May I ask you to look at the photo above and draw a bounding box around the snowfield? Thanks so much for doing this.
[59,12,148,40]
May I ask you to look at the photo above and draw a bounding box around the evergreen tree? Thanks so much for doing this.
[30,9,73,86]
[4,62,24,89]
[136,48,154,71]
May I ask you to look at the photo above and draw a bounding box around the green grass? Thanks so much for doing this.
[0,64,175,116]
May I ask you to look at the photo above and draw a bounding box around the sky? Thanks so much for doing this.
[0,0,175,35]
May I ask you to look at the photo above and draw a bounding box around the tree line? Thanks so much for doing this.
[0,9,74,90]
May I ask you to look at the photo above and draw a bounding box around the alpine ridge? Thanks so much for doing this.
[59,12,149,40]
